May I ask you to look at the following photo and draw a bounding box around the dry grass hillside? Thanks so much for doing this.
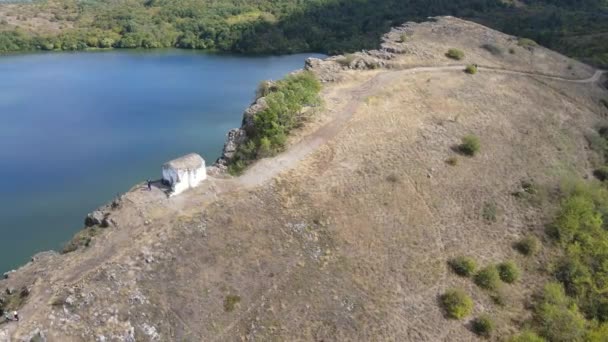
[1,17,607,341]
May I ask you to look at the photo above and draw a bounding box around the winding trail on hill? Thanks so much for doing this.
[211,65,604,339]
[236,66,605,188]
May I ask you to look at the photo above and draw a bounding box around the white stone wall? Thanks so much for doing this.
[162,161,206,196]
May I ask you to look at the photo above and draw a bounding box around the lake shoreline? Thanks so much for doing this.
[0,51,323,273]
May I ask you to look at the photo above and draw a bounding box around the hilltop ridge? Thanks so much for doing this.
[1,16,608,341]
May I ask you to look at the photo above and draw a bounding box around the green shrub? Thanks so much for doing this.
[459,135,481,156]
[475,265,501,290]
[481,43,503,56]
[472,315,494,337]
[257,136,273,158]
[399,33,408,43]
[440,288,473,319]
[515,235,540,256]
[448,256,477,277]
[518,38,538,50]
[228,160,247,176]
[532,282,587,342]
[465,64,478,74]
[61,227,100,254]
[508,331,546,342]
[482,202,497,222]
[601,99,608,110]
[509,48,516,54]
[224,294,241,312]
[586,322,608,341]
[498,261,520,283]
[446,48,465,60]
[535,301,587,342]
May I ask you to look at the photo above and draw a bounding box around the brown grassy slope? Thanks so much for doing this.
[1,17,607,341]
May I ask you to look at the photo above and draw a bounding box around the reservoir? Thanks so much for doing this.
[0,50,322,273]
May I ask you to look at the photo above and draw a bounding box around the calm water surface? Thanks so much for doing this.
[0,50,323,273]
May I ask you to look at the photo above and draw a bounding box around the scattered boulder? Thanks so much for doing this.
[85,211,105,227]
[3,270,15,279]
[242,97,268,135]
[100,217,116,228]
[217,128,248,166]
[305,57,343,82]
[5,287,15,295]
[20,286,30,298]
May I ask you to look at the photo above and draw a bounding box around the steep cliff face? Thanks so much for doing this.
[1,16,607,341]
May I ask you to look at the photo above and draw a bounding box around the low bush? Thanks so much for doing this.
[440,288,473,319]
[507,331,546,342]
[481,43,503,56]
[475,265,501,290]
[482,202,497,222]
[498,261,520,283]
[601,99,608,109]
[449,256,477,277]
[459,135,481,156]
[515,235,540,256]
[446,48,465,60]
[518,38,538,50]
[472,315,494,337]
[465,64,478,74]
[224,294,241,312]
[534,286,587,342]
[61,227,101,254]
[399,33,408,43]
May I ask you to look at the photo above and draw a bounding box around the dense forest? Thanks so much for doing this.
[0,0,606,66]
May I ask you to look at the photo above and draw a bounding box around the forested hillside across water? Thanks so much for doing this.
[0,0,607,66]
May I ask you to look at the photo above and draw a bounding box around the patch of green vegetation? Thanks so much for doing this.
[482,202,497,223]
[515,235,540,256]
[518,38,538,50]
[509,47,516,54]
[440,288,473,319]
[224,294,241,312]
[61,227,101,254]
[481,43,503,56]
[472,315,494,338]
[498,261,520,283]
[0,0,607,66]
[507,331,546,342]
[228,71,321,173]
[446,48,465,60]
[464,64,478,74]
[533,282,587,342]
[399,32,409,43]
[475,265,501,291]
[601,99,608,110]
[459,134,481,156]
[448,256,477,277]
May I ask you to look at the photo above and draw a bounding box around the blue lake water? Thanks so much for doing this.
[0,50,323,273]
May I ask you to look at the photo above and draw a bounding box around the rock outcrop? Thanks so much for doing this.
[213,96,269,170]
